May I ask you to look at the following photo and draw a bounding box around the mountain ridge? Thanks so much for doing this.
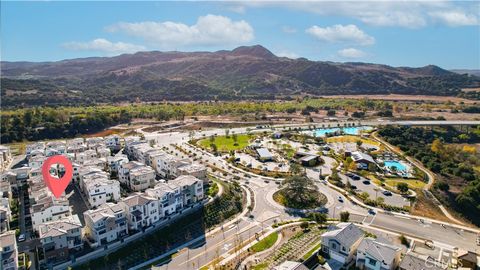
[2,45,479,107]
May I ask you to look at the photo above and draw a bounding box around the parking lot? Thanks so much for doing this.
[340,173,410,208]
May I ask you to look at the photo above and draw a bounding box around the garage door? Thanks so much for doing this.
[330,251,346,264]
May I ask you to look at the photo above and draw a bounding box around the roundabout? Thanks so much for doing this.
[272,188,327,210]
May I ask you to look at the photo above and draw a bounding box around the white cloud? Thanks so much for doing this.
[337,48,366,59]
[275,51,299,59]
[306,24,375,46]
[429,10,479,26]
[282,26,297,34]
[106,14,254,48]
[241,1,479,28]
[227,5,246,14]
[63,38,145,54]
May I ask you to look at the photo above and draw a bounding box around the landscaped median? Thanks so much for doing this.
[273,175,327,210]
[250,232,279,253]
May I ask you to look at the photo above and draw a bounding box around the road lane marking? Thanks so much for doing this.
[179,224,261,266]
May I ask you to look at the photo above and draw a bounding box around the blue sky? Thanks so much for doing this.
[1,1,479,69]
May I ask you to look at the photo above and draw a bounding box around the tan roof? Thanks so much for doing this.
[172,175,200,187]
[39,215,81,238]
[121,193,156,207]
[84,203,124,223]
[0,230,16,248]
[121,161,144,170]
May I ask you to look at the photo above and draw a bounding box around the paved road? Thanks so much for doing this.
[144,121,480,269]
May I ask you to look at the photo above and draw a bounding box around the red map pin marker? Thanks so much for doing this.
[41,155,73,199]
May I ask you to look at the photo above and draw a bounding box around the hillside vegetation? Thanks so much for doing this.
[378,125,480,226]
[2,45,479,107]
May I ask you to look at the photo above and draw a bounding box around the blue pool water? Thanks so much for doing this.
[384,160,407,171]
[314,126,372,137]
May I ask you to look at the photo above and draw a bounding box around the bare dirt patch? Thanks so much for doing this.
[461,87,480,92]
[321,94,477,104]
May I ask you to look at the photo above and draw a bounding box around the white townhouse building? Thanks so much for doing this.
[0,146,12,173]
[75,149,97,164]
[96,147,111,159]
[152,153,190,179]
[0,197,11,233]
[124,137,143,157]
[129,143,153,164]
[83,203,128,245]
[105,135,123,151]
[171,175,204,205]
[1,171,16,193]
[118,161,155,191]
[31,196,72,231]
[177,163,208,182]
[82,158,107,170]
[107,154,129,174]
[45,141,66,156]
[118,161,144,185]
[81,174,120,208]
[148,151,167,171]
[77,166,106,184]
[143,149,165,167]
[26,142,46,157]
[38,215,83,264]
[86,137,104,150]
[28,155,46,169]
[145,183,183,216]
[67,138,85,148]
[120,193,161,231]
[129,166,156,191]
[0,230,18,270]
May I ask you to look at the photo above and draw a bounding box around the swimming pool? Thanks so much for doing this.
[314,126,372,137]
[384,160,407,171]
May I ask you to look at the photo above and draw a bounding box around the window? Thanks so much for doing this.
[342,247,346,252]
[368,258,377,266]
[331,243,337,249]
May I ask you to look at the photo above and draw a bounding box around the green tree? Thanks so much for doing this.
[308,212,327,225]
[300,221,309,231]
[281,175,320,208]
[356,140,363,148]
[327,110,336,116]
[232,133,238,145]
[396,182,409,193]
[340,211,350,222]
[290,163,304,175]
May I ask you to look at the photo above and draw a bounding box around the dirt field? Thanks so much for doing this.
[320,94,477,104]
[461,87,480,92]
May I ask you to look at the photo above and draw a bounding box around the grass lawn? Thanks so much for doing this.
[326,135,382,148]
[198,134,252,152]
[385,178,426,190]
[302,241,322,261]
[6,142,26,156]
[251,232,279,253]
[368,174,383,186]
[252,263,269,270]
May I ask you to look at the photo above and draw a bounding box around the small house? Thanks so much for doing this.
[256,148,273,162]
